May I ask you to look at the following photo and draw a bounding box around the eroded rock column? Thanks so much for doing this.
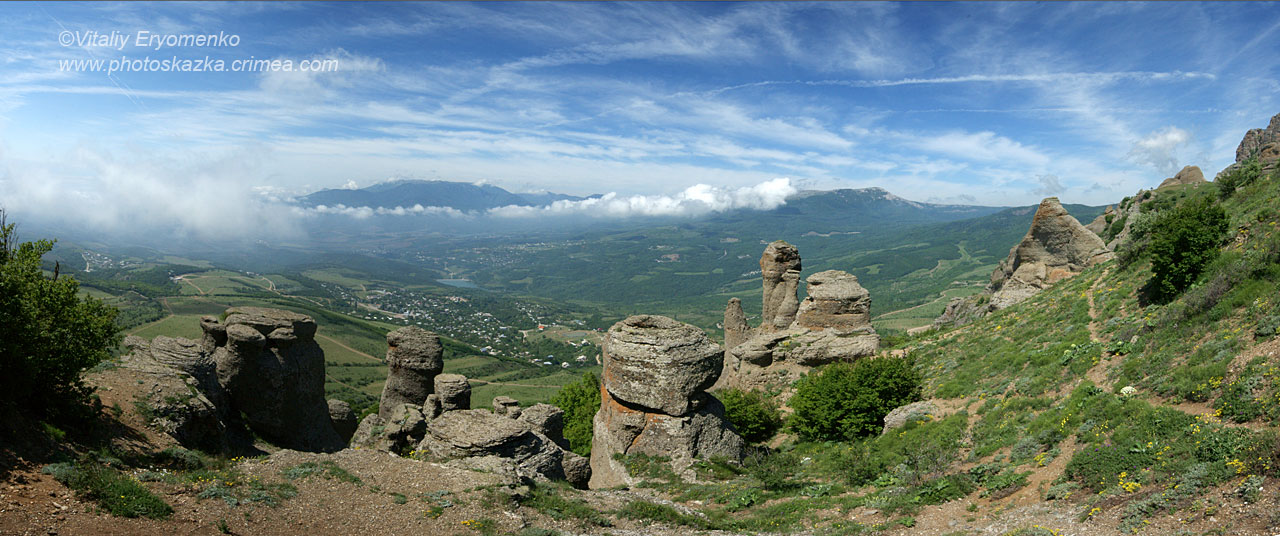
[378,326,444,420]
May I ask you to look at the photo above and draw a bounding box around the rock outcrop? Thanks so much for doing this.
[716,244,879,394]
[987,198,1112,309]
[759,241,802,331]
[936,198,1113,327]
[205,308,345,452]
[378,326,443,420]
[328,400,358,444]
[116,309,353,453]
[723,298,749,352]
[1084,205,1114,237]
[590,315,745,489]
[356,364,588,487]
[1225,112,1280,177]
[881,400,938,435]
[1157,165,1206,190]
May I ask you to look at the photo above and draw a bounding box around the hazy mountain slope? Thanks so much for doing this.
[298,180,592,211]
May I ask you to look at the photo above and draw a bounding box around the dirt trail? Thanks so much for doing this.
[316,332,382,362]
[1083,268,1118,391]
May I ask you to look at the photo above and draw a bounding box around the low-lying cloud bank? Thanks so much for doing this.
[292,178,798,220]
[488,178,797,218]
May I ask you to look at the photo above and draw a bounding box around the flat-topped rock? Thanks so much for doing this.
[794,270,872,331]
[603,315,723,416]
[379,326,443,420]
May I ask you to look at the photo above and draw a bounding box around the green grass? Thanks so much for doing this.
[44,458,173,519]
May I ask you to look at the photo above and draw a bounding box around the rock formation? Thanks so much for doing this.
[987,197,1113,309]
[1084,205,1114,237]
[881,400,938,435]
[715,244,880,394]
[936,198,1113,327]
[1224,112,1280,177]
[723,298,749,351]
[355,364,588,487]
[759,241,802,331]
[328,400,358,444]
[590,315,745,489]
[1157,165,1206,190]
[378,326,443,420]
[117,309,354,454]
[205,308,345,452]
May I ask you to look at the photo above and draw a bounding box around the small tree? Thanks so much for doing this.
[0,210,120,419]
[716,388,783,443]
[550,371,601,456]
[789,357,922,442]
[1147,196,1229,303]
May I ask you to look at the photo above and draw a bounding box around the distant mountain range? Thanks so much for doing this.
[298,180,597,211]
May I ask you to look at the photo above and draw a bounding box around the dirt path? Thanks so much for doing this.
[469,379,564,389]
[1084,268,1118,391]
[177,276,206,295]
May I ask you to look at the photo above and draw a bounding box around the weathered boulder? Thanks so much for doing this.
[794,270,872,331]
[119,337,247,453]
[518,404,569,451]
[760,241,802,331]
[418,409,589,488]
[1236,113,1280,163]
[590,390,745,488]
[988,198,1112,310]
[882,400,939,435]
[602,315,723,416]
[207,307,344,452]
[493,396,522,418]
[434,374,471,412]
[1157,165,1206,190]
[723,297,749,351]
[379,326,443,420]
[328,399,358,444]
[591,315,744,488]
[350,403,428,453]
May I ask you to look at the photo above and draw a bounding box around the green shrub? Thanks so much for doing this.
[743,449,801,491]
[1147,196,1229,303]
[550,372,600,456]
[715,388,782,443]
[1217,158,1263,199]
[789,357,922,441]
[0,211,120,420]
[44,457,172,519]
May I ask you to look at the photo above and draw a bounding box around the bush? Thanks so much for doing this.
[715,389,782,443]
[1147,196,1229,303]
[0,211,120,420]
[44,457,172,519]
[789,357,922,442]
[1217,158,1263,199]
[550,372,600,456]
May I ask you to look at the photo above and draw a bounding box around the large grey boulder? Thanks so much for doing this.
[1157,165,1206,190]
[207,307,344,452]
[590,392,745,489]
[759,241,801,331]
[603,315,723,416]
[118,336,247,453]
[418,409,589,488]
[882,400,939,435]
[590,315,744,488]
[988,198,1112,310]
[794,270,872,331]
[434,374,471,411]
[379,326,443,420]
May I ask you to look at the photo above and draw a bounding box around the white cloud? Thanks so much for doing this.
[1032,174,1064,196]
[1129,126,1192,175]
[297,203,468,219]
[488,178,797,218]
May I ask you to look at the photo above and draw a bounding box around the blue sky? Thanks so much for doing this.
[1,2,1279,236]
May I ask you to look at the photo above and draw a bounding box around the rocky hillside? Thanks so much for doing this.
[5,113,1280,536]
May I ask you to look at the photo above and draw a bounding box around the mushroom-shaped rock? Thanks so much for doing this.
[493,396,522,418]
[434,374,472,412]
[603,315,723,416]
[379,326,443,420]
[760,241,801,331]
[328,399,358,444]
[210,308,343,452]
[794,270,872,331]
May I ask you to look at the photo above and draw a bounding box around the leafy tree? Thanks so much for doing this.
[1216,158,1262,199]
[550,371,601,456]
[1147,196,1230,303]
[0,211,119,419]
[789,357,922,442]
[715,388,782,443]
